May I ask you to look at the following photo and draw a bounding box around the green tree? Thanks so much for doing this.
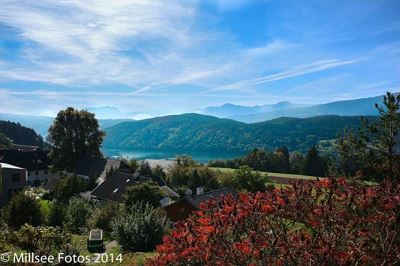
[123,181,163,208]
[152,165,166,181]
[274,147,291,173]
[303,147,327,177]
[89,204,121,232]
[167,156,220,191]
[337,92,400,180]
[234,165,268,193]
[337,129,372,177]
[0,132,11,149]
[6,192,43,229]
[367,92,400,179]
[138,161,153,176]
[64,197,93,233]
[53,174,85,203]
[290,151,305,174]
[112,202,168,252]
[47,107,105,171]
[48,201,65,227]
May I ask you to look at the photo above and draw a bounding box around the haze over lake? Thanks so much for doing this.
[102,147,245,163]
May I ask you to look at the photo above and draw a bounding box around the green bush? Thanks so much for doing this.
[89,203,120,232]
[64,197,93,233]
[112,202,169,252]
[5,191,43,229]
[48,201,65,227]
[234,165,269,192]
[123,181,163,208]
[11,224,71,254]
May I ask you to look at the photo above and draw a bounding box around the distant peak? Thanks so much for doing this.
[275,101,293,105]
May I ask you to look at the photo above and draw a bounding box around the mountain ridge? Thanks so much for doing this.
[201,93,398,123]
[103,113,374,153]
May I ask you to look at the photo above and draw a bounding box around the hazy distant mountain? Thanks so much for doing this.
[104,113,370,153]
[0,113,53,137]
[0,113,133,137]
[229,94,396,123]
[201,102,305,118]
[87,106,124,119]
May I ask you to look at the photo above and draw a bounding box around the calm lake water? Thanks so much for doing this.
[102,147,244,163]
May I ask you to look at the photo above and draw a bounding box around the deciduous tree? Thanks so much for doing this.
[47,107,105,171]
[124,181,163,208]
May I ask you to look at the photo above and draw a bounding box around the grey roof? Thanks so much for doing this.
[91,172,139,202]
[73,157,111,177]
[72,156,129,180]
[0,149,51,171]
[90,170,172,203]
[184,187,237,209]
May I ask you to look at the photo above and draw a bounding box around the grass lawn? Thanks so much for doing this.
[210,167,319,180]
[37,199,51,217]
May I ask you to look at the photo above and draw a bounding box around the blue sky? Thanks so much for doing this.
[0,0,399,118]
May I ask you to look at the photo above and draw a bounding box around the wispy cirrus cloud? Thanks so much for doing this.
[0,0,399,115]
[211,58,361,92]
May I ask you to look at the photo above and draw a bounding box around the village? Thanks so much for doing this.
[0,142,240,263]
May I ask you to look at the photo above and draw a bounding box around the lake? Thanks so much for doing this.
[101,147,245,163]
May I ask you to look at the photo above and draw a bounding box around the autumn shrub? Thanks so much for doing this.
[149,178,400,265]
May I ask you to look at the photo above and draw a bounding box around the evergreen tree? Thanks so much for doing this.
[368,92,400,179]
[337,92,400,180]
[138,161,153,176]
[303,147,327,177]
[290,151,305,174]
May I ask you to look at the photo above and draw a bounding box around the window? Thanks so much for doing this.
[11,174,20,182]
[28,172,31,176]
[44,170,48,174]
[35,171,39,175]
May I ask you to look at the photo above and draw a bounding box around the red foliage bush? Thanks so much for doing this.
[148,178,400,265]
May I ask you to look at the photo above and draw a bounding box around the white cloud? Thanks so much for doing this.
[0,0,397,115]
[211,58,361,92]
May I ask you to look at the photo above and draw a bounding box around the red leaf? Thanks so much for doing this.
[261,204,274,213]
[198,217,211,225]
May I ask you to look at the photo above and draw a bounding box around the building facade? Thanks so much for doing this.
[0,163,27,206]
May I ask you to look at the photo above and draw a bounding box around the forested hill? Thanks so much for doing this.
[104,113,374,153]
[0,120,44,147]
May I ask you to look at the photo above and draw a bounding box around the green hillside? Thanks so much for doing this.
[0,120,44,147]
[104,114,374,153]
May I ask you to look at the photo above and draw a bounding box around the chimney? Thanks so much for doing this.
[196,187,204,195]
